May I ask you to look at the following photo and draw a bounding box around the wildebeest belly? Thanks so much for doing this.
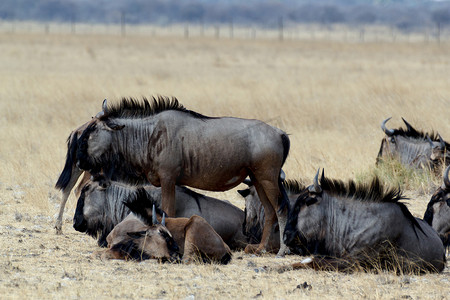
[178,167,249,191]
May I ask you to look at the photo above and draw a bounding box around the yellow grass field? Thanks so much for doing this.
[0,26,449,299]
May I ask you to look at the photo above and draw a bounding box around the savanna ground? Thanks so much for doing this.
[0,23,449,299]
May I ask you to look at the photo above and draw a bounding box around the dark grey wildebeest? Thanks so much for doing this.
[237,178,305,253]
[73,178,247,249]
[424,165,450,249]
[76,96,290,256]
[377,117,450,171]
[282,170,446,273]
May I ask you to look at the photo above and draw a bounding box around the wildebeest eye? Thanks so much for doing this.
[390,137,396,144]
[446,198,450,207]
[305,197,318,206]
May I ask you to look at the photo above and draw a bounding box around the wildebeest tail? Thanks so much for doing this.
[55,132,78,190]
[124,187,165,226]
[281,133,290,166]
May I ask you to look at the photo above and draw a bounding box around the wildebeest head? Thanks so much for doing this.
[283,170,325,255]
[73,181,113,245]
[428,134,450,168]
[377,117,442,169]
[424,165,450,247]
[125,220,180,262]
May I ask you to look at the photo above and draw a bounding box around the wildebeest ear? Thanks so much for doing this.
[105,121,125,131]
[237,189,250,198]
[127,231,146,239]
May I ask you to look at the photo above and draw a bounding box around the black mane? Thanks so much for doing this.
[283,179,306,195]
[99,96,213,120]
[124,187,166,226]
[319,174,423,234]
[320,175,405,204]
[391,126,450,150]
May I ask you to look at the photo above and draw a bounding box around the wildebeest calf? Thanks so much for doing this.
[282,170,446,273]
[99,189,232,264]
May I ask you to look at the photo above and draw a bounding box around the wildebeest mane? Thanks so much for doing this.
[99,96,214,121]
[319,174,423,235]
[283,179,306,195]
[124,187,166,226]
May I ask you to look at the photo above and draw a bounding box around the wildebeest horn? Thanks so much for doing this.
[95,99,108,118]
[381,118,394,137]
[438,133,446,149]
[280,169,286,181]
[161,213,166,226]
[401,117,415,132]
[443,165,450,189]
[308,169,322,193]
[152,204,158,225]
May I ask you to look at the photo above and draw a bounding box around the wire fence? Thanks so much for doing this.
[0,20,448,43]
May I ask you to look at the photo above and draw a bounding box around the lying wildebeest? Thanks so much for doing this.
[282,170,446,273]
[73,178,247,249]
[237,178,304,253]
[424,165,450,248]
[377,117,449,171]
[96,212,181,262]
[54,118,148,234]
[98,189,232,264]
[76,96,290,256]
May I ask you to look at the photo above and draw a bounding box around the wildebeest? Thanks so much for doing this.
[73,178,247,249]
[76,96,290,256]
[237,178,305,253]
[377,117,449,171]
[282,170,446,273]
[96,213,181,262]
[98,189,232,264]
[424,165,450,249]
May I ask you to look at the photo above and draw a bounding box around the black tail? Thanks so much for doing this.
[281,133,290,166]
[124,188,165,226]
[55,132,78,190]
[278,176,290,212]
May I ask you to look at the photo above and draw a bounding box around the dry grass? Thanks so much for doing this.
[0,26,449,299]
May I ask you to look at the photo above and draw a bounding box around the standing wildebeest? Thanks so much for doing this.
[377,117,449,171]
[99,189,232,264]
[424,165,450,249]
[73,178,247,249]
[282,170,446,273]
[76,96,290,256]
[237,178,304,253]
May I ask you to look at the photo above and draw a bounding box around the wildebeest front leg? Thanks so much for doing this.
[55,168,83,234]
[160,179,176,217]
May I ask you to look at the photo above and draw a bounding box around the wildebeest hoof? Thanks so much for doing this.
[244,244,266,255]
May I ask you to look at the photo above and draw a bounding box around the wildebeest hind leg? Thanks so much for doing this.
[160,179,176,217]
